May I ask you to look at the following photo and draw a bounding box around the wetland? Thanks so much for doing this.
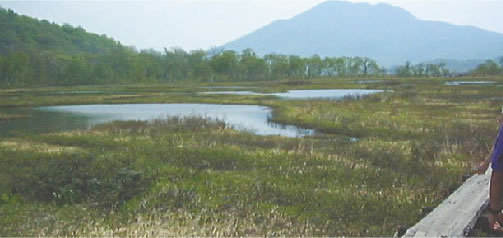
[0,77,502,236]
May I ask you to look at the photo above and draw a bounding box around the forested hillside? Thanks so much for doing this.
[0,7,119,55]
[0,7,141,86]
[0,6,387,87]
[0,7,500,88]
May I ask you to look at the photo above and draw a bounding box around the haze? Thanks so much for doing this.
[0,0,502,51]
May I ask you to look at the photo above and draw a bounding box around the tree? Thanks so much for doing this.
[425,64,440,76]
[307,55,323,78]
[63,55,90,85]
[238,49,266,81]
[472,60,502,76]
[264,54,289,80]
[334,57,347,77]
[347,57,363,75]
[289,55,306,78]
[3,52,32,86]
[396,61,412,77]
[210,50,239,80]
[413,64,425,76]
[188,50,212,81]
[163,47,189,82]
[361,57,379,76]
[0,54,4,85]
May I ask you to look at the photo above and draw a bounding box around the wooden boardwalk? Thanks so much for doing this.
[403,169,491,237]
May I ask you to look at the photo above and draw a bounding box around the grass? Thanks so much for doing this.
[0,76,502,236]
[0,113,24,121]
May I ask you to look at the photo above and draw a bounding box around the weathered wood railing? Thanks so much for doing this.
[402,169,491,237]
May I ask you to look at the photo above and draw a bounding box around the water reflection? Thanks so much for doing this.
[7,104,314,138]
[0,107,91,137]
[357,80,384,84]
[201,89,384,99]
[1,89,381,138]
[445,81,494,86]
[200,91,263,96]
[271,89,383,100]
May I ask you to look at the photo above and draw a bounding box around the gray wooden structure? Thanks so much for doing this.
[403,169,491,237]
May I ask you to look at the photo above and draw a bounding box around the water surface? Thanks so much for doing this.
[0,104,314,138]
[200,91,263,96]
[201,89,384,99]
[272,89,383,100]
[445,81,494,86]
[357,80,384,84]
[1,89,383,138]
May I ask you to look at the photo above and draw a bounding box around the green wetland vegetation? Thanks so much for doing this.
[0,76,502,236]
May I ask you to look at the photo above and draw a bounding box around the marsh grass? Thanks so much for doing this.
[0,113,25,121]
[0,76,502,236]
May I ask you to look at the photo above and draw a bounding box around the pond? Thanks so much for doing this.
[55,90,109,94]
[272,89,383,100]
[445,81,494,86]
[200,91,263,96]
[357,80,384,84]
[0,89,386,138]
[200,86,257,89]
[201,89,384,99]
[0,104,314,138]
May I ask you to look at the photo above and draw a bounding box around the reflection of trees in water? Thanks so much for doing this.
[1,105,314,138]
[0,109,90,138]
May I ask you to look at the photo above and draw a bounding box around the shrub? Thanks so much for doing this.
[14,152,151,208]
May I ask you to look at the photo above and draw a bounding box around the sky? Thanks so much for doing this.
[0,0,502,51]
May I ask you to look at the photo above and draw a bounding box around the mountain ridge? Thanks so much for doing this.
[223,1,503,66]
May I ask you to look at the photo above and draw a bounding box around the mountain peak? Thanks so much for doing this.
[223,0,503,66]
[290,1,415,24]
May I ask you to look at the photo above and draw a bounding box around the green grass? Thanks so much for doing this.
[0,76,502,236]
[0,113,24,120]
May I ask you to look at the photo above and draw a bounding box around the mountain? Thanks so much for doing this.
[223,1,503,66]
[0,7,121,55]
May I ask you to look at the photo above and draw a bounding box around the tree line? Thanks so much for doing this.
[0,45,390,87]
[4,45,488,87]
[394,61,451,77]
[1,6,501,87]
[470,58,503,76]
[0,6,389,87]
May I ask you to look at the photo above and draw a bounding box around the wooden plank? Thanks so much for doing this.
[403,169,491,237]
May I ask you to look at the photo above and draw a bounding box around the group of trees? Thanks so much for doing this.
[470,58,503,76]
[0,46,387,87]
[0,7,119,56]
[394,61,451,77]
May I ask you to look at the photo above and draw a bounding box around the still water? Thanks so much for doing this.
[445,81,494,86]
[1,104,313,138]
[201,89,383,99]
[0,89,384,138]
[271,89,383,99]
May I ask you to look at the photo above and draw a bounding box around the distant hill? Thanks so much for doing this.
[0,7,121,55]
[223,1,503,66]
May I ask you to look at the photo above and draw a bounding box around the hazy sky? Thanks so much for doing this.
[1,0,502,51]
